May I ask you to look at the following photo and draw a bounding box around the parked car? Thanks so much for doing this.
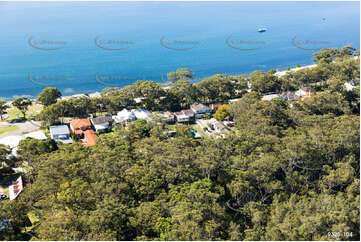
[7,117,26,123]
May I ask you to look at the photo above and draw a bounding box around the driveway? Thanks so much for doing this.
[0,121,42,139]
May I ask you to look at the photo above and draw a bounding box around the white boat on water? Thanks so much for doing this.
[258,28,267,32]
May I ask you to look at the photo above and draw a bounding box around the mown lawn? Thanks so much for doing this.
[0,125,19,134]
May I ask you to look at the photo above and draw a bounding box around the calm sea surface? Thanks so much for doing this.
[0,1,359,99]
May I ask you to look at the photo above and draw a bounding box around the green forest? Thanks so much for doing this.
[0,47,360,240]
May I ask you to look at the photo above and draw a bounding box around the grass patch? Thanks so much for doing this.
[0,126,19,134]
[5,104,43,120]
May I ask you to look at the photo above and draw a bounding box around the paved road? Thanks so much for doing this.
[0,121,42,139]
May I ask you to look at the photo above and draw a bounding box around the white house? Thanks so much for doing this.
[49,125,73,144]
[196,119,230,136]
[133,109,151,120]
[295,87,316,97]
[113,109,136,123]
[206,118,230,133]
[90,116,112,132]
[261,93,280,101]
[155,111,175,123]
[9,176,23,200]
[190,103,212,119]
[174,109,195,123]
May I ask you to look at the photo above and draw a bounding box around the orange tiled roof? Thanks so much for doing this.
[70,119,92,134]
[84,129,97,146]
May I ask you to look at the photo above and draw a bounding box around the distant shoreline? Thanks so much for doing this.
[2,63,319,102]
[274,64,317,77]
[57,63,321,101]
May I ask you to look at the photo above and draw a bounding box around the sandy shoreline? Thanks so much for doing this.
[274,64,318,77]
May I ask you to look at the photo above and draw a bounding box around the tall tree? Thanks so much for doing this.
[167,68,194,83]
[37,87,62,106]
[0,99,9,120]
[12,97,32,119]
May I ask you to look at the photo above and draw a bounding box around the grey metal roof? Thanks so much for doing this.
[91,116,112,125]
[190,103,210,111]
[49,125,70,135]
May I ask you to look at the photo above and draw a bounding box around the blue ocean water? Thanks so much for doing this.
[0,1,359,99]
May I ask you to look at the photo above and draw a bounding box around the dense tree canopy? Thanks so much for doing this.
[1,48,359,241]
[37,87,62,106]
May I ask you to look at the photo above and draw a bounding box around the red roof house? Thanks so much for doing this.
[70,118,92,135]
[84,129,97,146]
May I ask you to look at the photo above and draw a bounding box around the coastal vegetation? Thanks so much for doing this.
[0,47,360,240]
[37,87,62,106]
[0,100,9,121]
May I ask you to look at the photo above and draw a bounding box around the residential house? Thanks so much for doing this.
[190,103,212,119]
[208,118,230,133]
[261,93,281,101]
[70,118,92,135]
[91,115,112,132]
[281,91,296,101]
[229,98,242,104]
[196,118,230,137]
[212,120,230,133]
[208,103,223,113]
[295,87,316,97]
[61,93,88,100]
[133,109,151,120]
[174,109,195,123]
[112,109,136,124]
[9,176,23,200]
[156,111,175,123]
[49,125,73,144]
[84,130,97,146]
